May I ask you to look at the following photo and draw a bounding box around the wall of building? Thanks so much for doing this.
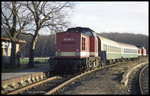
[2,41,19,68]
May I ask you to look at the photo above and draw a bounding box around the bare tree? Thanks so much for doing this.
[1,1,31,68]
[25,1,74,67]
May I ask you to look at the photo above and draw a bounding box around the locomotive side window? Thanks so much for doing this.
[82,37,85,50]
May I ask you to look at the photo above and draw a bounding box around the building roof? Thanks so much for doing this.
[1,37,26,44]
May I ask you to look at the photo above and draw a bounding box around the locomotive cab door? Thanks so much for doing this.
[97,36,101,56]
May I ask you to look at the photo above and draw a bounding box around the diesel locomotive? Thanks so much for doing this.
[50,27,146,74]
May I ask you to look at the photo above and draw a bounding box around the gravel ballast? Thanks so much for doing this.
[57,57,148,95]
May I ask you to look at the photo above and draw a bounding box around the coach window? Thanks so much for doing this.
[110,46,111,52]
[106,45,107,51]
[103,44,105,50]
[107,45,109,51]
[104,44,106,50]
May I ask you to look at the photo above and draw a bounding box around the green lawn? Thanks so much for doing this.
[20,57,49,64]
[2,57,50,73]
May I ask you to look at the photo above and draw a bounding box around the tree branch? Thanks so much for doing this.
[21,32,34,37]
[1,12,11,30]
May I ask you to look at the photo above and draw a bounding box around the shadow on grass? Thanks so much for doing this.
[2,63,49,73]
[111,73,124,82]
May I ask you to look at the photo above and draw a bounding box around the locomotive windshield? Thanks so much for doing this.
[66,27,97,37]
[82,29,93,36]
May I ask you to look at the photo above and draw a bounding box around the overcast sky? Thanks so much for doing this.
[69,1,148,36]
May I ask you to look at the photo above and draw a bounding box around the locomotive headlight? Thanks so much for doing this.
[75,52,80,56]
[57,52,61,56]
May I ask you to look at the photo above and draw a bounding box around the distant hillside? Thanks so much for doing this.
[98,32,149,54]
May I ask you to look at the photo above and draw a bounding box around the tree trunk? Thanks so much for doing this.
[28,43,34,67]
[42,47,44,57]
[10,40,17,68]
[28,33,39,68]
[17,51,20,67]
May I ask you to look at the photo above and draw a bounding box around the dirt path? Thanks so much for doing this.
[2,64,49,80]
[57,57,148,95]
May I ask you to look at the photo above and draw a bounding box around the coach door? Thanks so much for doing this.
[97,36,101,56]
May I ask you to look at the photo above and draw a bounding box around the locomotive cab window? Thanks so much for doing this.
[82,37,86,50]
[82,30,93,36]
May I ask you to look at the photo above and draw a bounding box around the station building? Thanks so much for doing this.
[1,37,26,68]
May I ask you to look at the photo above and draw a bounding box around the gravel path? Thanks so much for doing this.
[2,64,50,80]
[56,57,148,95]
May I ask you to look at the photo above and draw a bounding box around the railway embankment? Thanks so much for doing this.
[121,62,148,86]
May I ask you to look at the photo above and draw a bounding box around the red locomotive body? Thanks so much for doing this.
[90,37,98,57]
[52,27,101,74]
[141,47,146,56]
[56,32,90,58]
[138,47,146,56]
[56,27,99,59]
[138,48,142,56]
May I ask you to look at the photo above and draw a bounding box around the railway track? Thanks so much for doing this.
[7,76,58,95]
[6,62,121,95]
[45,62,126,95]
[45,63,122,95]
[6,58,146,95]
[139,64,149,94]
[7,74,77,95]
[45,61,136,95]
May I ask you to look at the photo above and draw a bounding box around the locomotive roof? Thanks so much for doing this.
[66,27,95,32]
[66,27,97,37]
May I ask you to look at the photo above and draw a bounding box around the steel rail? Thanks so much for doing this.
[7,76,58,95]
[45,63,120,95]
[139,64,148,94]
